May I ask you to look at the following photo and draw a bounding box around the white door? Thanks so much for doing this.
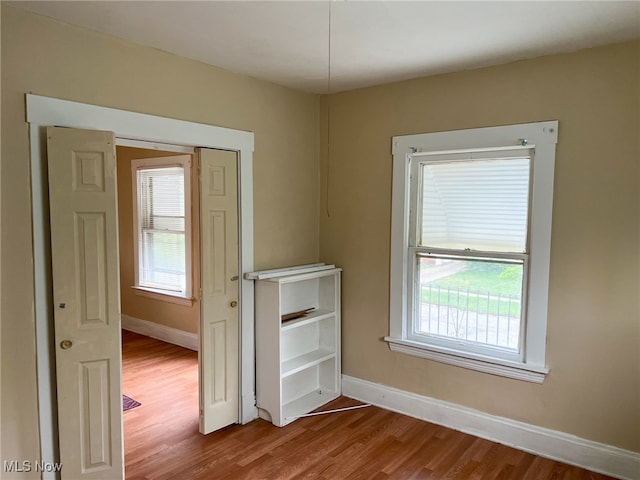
[199,148,240,433]
[47,127,123,479]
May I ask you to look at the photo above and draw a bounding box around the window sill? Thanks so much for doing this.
[384,336,548,383]
[132,286,195,307]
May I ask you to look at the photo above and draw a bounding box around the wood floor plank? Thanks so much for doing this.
[122,331,616,479]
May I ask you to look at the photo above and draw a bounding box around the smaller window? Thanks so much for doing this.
[131,156,192,301]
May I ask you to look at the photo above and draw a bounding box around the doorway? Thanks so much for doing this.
[116,145,201,463]
[27,94,257,478]
[116,146,201,347]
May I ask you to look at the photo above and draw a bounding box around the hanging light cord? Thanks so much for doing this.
[325,1,332,218]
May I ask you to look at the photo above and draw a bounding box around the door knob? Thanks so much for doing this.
[60,340,73,350]
[230,301,238,308]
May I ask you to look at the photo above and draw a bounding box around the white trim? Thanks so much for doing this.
[342,375,640,480]
[389,145,411,339]
[29,120,59,480]
[116,137,195,154]
[131,286,195,306]
[392,121,558,155]
[389,121,558,378]
[385,337,547,383]
[244,263,331,280]
[121,314,198,351]
[27,94,253,151]
[27,94,257,474]
[238,147,256,424]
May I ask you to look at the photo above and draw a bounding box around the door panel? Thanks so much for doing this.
[199,148,239,434]
[47,127,123,479]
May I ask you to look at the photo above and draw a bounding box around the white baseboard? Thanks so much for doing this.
[121,314,198,351]
[342,375,639,480]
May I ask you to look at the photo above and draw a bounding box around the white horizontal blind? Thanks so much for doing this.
[137,166,186,293]
[420,153,531,253]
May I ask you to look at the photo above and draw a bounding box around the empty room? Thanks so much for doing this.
[1,2,639,479]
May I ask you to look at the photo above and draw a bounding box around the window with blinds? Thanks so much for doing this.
[132,156,191,299]
[419,152,530,253]
[409,149,532,359]
[388,121,557,381]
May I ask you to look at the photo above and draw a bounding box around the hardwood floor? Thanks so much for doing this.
[122,331,612,480]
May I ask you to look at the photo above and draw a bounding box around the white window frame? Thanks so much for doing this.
[131,155,193,305]
[386,121,558,383]
[408,149,531,363]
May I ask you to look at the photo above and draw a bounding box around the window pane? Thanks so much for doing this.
[420,157,530,252]
[415,256,523,352]
[138,167,185,232]
[141,231,186,291]
[137,165,186,293]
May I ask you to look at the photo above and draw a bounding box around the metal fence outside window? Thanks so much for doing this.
[417,285,521,351]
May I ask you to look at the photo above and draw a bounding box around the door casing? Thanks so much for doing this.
[27,94,257,475]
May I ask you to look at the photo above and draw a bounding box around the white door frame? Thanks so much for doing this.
[27,94,257,474]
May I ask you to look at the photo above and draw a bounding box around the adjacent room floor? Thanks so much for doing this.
[121,330,613,479]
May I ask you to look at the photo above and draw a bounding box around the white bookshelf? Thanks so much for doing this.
[255,267,341,427]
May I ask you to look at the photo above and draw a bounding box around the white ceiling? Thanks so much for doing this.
[7,1,640,94]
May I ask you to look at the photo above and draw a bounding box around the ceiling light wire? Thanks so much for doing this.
[325,0,332,218]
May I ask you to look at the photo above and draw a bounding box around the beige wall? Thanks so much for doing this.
[1,5,319,468]
[1,3,638,471]
[320,40,640,452]
[116,147,199,334]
